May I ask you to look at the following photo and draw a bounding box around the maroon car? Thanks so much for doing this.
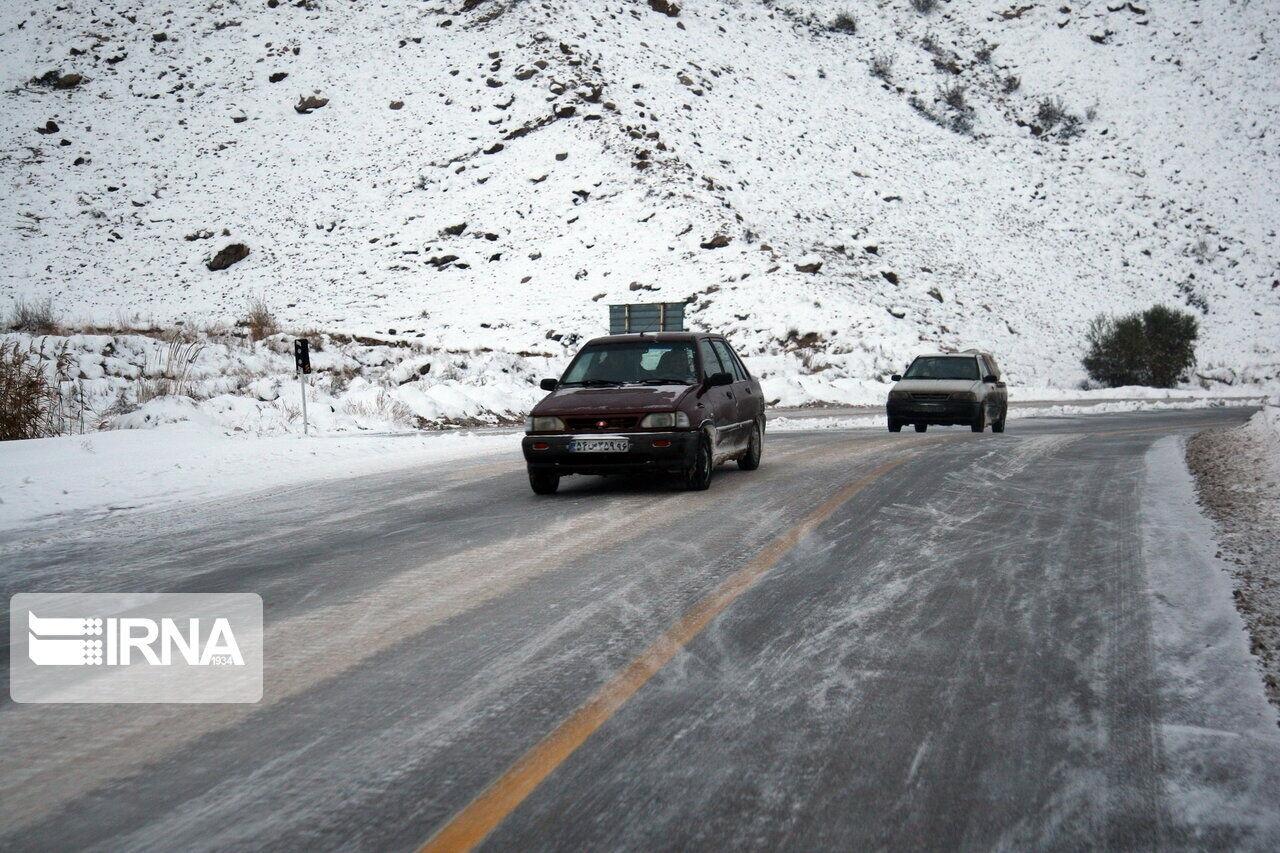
[522,333,765,494]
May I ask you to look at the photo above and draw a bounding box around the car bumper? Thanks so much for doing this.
[523,431,697,475]
[887,400,981,425]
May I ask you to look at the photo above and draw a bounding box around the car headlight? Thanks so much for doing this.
[889,389,911,400]
[640,412,690,429]
[527,416,565,432]
[950,392,977,402]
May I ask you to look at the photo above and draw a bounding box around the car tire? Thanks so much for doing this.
[971,405,986,433]
[528,470,560,495]
[992,412,1006,433]
[685,434,713,491]
[888,419,903,433]
[738,422,762,470]
[914,423,927,433]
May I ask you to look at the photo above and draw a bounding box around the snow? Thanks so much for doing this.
[0,425,514,533]
[1240,397,1280,477]
[3,0,1278,410]
[2,329,552,433]
[1140,436,1280,841]
[768,395,1261,431]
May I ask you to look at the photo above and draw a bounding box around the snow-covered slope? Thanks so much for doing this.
[3,0,1277,401]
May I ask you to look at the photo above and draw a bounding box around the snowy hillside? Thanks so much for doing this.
[3,0,1278,404]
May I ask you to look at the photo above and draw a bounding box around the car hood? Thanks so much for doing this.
[892,379,981,394]
[532,384,695,416]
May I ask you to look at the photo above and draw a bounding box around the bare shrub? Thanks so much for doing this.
[870,52,895,80]
[1058,113,1083,139]
[1036,96,1067,130]
[940,82,967,111]
[243,296,279,342]
[830,12,857,33]
[327,364,359,395]
[910,0,938,13]
[975,41,996,63]
[920,32,943,55]
[7,296,60,335]
[1002,74,1021,93]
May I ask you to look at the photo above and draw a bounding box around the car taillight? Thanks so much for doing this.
[531,442,550,451]
[653,439,672,448]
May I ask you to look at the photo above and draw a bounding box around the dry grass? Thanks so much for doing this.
[137,334,206,403]
[0,339,88,439]
[7,296,61,335]
[341,390,414,426]
[243,296,279,342]
[0,340,50,440]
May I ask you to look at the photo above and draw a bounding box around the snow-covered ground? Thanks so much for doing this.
[0,425,513,532]
[3,0,1277,409]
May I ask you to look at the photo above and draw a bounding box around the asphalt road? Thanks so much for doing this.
[1,407,1276,850]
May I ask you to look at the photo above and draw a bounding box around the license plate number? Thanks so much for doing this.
[568,439,630,453]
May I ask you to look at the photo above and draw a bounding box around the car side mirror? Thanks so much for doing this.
[540,378,558,391]
[891,374,902,382]
[983,374,998,384]
[705,371,733,388]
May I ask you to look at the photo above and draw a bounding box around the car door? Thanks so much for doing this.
[696,339,737,457]
[712,339,754,448]
[727,343,764,427]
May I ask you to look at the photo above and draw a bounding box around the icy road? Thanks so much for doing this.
[2,408,1278,850]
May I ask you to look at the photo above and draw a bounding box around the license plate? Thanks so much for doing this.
[568,439,630,453]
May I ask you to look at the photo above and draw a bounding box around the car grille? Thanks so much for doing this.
[910,393,952,402]
[565,416,641,432]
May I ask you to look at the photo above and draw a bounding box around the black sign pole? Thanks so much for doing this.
[294,339,310,437]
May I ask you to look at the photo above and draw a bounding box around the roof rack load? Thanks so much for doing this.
[608,302,685,335]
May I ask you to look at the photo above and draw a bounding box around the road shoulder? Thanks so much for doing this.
[1141,436,1280,846]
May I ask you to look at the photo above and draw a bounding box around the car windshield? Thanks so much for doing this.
[561,341,698,386]
[903,356,980,381]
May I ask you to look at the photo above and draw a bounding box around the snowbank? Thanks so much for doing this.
[2,330,551,434]
[768,396,1261,432]
[1241,397,1280,477]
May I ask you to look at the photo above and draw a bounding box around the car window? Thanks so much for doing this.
[986,355,1001,378]
[561,341,697,386]
[697,339,726,379]
[903,356,980,381]
[711,341,746,382]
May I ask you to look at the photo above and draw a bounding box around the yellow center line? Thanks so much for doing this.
[418,455,910,853]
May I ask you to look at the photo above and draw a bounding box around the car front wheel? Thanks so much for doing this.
[971,405,986,433]
[528,470,560,495]
[684,434,713,491]
[738,422,762,470]
[888,418,903,433]
[914,423,927,433]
